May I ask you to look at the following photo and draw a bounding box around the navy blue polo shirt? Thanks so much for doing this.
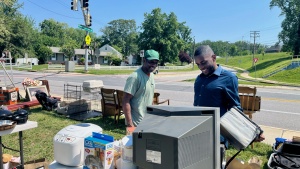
[193,65,241,117]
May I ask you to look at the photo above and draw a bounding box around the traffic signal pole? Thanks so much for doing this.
[71,0,91,72]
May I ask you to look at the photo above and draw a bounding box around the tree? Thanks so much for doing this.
[35,45,52,64]
[178,51,192,65]
[60,39,77,61]
[100,19,138,56]
[139,8,191,65]
[270,0,300,55]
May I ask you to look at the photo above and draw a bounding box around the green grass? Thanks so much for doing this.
[217,52,300,85]
[3,107,273,168]
[3,107,126,163]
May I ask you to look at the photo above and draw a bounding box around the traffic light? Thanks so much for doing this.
[71,0,78,11]
[81,0,89,8]
[85,14,92,27]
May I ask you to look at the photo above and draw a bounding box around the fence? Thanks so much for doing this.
[47,64,192,71]
[262,60,300,78]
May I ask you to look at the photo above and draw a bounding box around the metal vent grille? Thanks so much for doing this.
[178,131,211,169]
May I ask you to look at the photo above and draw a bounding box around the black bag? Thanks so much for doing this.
[35,90,58,111]
[269,153,300,169]
[268,141,300,169]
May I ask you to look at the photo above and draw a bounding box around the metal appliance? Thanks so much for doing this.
[53,123,103,167]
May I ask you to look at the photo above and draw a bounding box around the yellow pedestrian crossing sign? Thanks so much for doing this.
[85,34,91,45]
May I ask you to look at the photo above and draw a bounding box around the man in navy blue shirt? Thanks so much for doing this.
[193,45,241,116]
[193,45,265,145]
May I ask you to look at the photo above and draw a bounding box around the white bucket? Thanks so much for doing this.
[120,159,136,169]
[121,135,133,161]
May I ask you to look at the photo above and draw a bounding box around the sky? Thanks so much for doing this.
[18,0,284,46]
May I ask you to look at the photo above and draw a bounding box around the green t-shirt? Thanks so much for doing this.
[124,68,155,126]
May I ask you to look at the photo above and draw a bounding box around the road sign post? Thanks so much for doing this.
[254,58,258,79]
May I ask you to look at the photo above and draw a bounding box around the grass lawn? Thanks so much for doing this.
[2,107,273,168]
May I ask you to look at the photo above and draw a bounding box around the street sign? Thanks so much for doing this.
[78,24,93,32]
[254,58,258,63]
[85,34,91,45]
[140,50,144,57]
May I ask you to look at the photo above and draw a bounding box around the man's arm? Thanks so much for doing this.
[122,92,134,127]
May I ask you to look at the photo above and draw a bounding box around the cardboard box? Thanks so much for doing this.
[84,133,114,169]
[24,158,49,169]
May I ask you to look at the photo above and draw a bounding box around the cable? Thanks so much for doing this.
[26,0,82,19]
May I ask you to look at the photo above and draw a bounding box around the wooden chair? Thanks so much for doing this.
[100,88,119,124]
[153,92,170,105]
[116,89,125,124]
[238,86,260,120]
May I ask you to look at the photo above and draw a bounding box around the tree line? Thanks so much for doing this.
[1,0,297,65]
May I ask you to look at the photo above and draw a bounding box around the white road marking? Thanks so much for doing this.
[261,109,300,116]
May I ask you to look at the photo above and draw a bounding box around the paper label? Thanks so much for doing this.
[146,150,161,164]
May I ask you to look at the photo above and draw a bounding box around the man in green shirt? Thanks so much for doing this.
[122,49,159,127]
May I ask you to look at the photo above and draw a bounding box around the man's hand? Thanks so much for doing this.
[255,134,265,142]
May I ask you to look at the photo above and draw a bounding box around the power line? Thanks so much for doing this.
[26,0,82,19]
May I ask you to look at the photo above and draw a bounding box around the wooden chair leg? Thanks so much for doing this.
[114,114,117,124]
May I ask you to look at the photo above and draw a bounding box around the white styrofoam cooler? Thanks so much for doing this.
[53,123,103,167]
[82,80,104,93]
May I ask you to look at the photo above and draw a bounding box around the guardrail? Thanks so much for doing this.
[47,64,192,71]
[262,61,300,78]
[1,63,32,69]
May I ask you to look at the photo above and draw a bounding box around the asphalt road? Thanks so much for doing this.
[2,70,300,131]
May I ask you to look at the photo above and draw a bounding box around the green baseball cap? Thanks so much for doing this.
[145,49,159,60]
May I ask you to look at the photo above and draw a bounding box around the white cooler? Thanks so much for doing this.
[53,123,103,167]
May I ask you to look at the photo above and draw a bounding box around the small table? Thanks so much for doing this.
[0,121,38,169]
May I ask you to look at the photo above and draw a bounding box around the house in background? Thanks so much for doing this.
[94,44,122,65]
[49,47,93,64]
[125,54,138,65]
[265,45,282,53]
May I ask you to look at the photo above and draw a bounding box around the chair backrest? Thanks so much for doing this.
[116,89,125,110]
[101,88,117,108]
[238,86,257,112]
[153,92,160,105]
[153,92,170,105]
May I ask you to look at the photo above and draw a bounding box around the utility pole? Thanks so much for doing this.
[71,0,92,72]
[250,31,260,67]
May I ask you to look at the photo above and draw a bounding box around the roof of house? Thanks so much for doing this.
[97,44,122,58]
[49,47,63,53]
